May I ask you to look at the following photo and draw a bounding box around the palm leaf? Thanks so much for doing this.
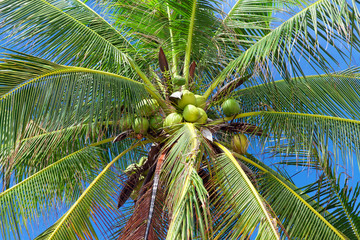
[284,148,360,239]
[0,138,112,240]
[161,123,211,239]
[0,63,148,155]
[104,0,221,73]
[34,140,150,240]
[204,0,360,99]
[0,0,134,73]
[235,153,348,239]
[0,50,66,95]
[234,69,360,119]
[212,142,280,239]
[223,111,360,167]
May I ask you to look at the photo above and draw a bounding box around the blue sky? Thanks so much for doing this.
[2,0,360,239]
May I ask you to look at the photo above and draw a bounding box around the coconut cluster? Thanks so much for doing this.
[163,89,208,128]
[121,87,247,155]
[120,98,163,134]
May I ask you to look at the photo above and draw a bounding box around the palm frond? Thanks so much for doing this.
[235,153,348,239]
[0,50,66,95]
[183,0,198,86]
[0,139,112,240]
[0,63,148,157]
[204,0,360,99]
[211,143,280,239]
[1,122,89,187]
[234,69,360,119]
[161,123,211,239]
[230,111,360,166]
[0,0,132,73]
[34,140,149,240]
[288,148,360,239]
[198,0,284,70]
[103,0,220,73]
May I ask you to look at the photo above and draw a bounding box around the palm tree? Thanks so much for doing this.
[1,0,360,239]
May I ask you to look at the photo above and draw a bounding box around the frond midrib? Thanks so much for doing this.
[237,73,360,93]
[0,67,141,101]
[210,111,360,126]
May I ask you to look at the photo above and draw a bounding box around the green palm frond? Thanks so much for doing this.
[235,153,347,239]
[204,0,360,99]
[233,111,360,165]
[1,120,126,188]
[162,123,211,239]
[286,149,360,239]
[105,0,220,73]
[212,143,280,239]
[34,140,149,240]
[233,70,360,119]
[2,123,87,186]
[0,63,148,154]
[0,50,66,95]
[0,0,132,73]
[0,139,112,240]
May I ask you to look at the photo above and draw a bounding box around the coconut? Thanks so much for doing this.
[172,75,186,86]
[222,99,241,117]
[132,118,149,134]
[183,104,201,122]
[149,115,163,130]
[120,115,132,130]
[163,112,183,128]
[195,107,208,124]
[137,98,159,116]
[231,134,249,155]
[177,90,196,109]
[194,95,206,109]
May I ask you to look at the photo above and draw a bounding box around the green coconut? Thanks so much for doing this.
[172,75,186,86]
[231,134,249,155]
[177,90,196,109]
[149,115,163,130]
[137,98,159,116]
[195,107,208,124]
[163,112,183,128]
[120,115,132,130]
[194,95,206,109]
[132,118,150,134]
[183,104,201,122]
[222,99,241,117]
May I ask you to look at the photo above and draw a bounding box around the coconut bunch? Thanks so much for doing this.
[163,89,208,128]
[118,99,164,135]
[119,48,251,156]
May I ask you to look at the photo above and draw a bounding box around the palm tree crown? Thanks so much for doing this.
[1,0,360,239]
